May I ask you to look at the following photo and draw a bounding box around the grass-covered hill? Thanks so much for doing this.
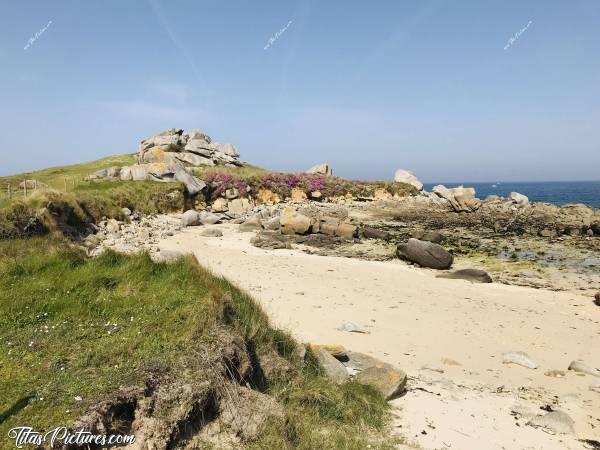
[0,238,396,448]
[0,156,411,448]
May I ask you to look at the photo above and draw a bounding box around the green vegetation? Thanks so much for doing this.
[0,238,395,448]
[0,182,182,239]
[0,154,136,199]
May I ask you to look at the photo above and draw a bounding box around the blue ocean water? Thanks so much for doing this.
[423,181,600,208]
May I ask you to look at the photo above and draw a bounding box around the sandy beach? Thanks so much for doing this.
[159,223,600,449]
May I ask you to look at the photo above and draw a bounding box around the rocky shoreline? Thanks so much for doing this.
[83,188,600,299]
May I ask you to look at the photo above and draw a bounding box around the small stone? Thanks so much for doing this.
[502,351,538,369]
[568,360,600,377]
[200,228,223,237]
[544,370,566,378]
[528,411,574,435]
[594,291,600,306]
[337,321,368,334]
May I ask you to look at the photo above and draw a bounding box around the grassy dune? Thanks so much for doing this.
[0,238,395,448]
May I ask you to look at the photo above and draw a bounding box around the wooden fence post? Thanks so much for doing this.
[64,178,67,192]
[7,184,11,200]
[23,182,27,197]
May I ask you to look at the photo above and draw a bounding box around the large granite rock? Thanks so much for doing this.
[119,163,205,194]
[432,185,480,212]
[394,169,423,190]
[280,207,312,235]
[396,238,454,269]
[136,127,242,167]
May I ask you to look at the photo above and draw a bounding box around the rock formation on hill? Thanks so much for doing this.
[87,127,243,194]
[394,169,423,191]
[306,163,333,176]
[137,128,242,168]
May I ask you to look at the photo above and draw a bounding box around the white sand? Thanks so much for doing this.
[159,224,600,449]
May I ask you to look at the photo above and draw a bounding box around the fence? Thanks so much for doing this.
[2,177,80,201]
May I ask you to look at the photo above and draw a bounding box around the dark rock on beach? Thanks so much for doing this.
[396,238,453,270]
[437,268,493,283]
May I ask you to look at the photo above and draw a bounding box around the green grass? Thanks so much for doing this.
[0,154,136,193]
[191,163,268,179]
[0,238,395,448]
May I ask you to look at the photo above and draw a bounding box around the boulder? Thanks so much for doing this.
[262,216,281,231]
[362,227,390,240]
[306,163,332,176]
[250,232,291,250]
[172,152,215,167]
[280,207,312,235]
[228,198,252,215]
[211,198,228,212]
[396,238,453,270]
[510,192,529,207]
[256,189,281,205]
[313,347,349,383]
[432,185,480,212]
[437,269,493,283]
[335,223,358,240]
[200,228,223,237]
[213,142,240,157]
[354,365,407,400]
[136,127,242,168]
[182,210,201,227]
[239,216,262,232]
[394,169,423,190]
[412,230,443,244]
[290,188,308,203]
[198,211,221,225]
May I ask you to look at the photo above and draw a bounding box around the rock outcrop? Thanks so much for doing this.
[432,185,481,213]
[394,169,423,191]
[396,238,454,269]
[510,191,529,207]
[137,128,242,168]
[306,163,333,176]
[86,127,243,194]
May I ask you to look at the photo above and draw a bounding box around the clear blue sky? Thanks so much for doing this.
[1,0,599,182]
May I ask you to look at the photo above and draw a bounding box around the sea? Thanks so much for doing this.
[422,181,600,208]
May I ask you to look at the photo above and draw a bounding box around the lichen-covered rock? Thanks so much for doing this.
[354,365,407,400]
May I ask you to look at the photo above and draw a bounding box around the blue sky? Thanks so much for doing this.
[1,0,599,181]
